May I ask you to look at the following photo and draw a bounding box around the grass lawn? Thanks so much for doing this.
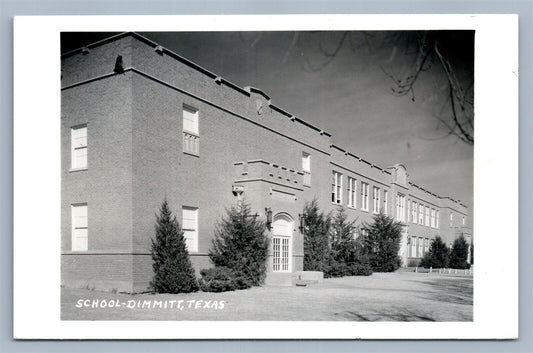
[61,272,473,321]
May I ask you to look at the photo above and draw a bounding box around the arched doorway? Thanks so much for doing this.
[272,213,293,272]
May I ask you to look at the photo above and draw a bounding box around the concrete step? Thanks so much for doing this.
[295,279,318,287]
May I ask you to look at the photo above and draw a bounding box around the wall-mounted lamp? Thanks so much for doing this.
[265,208,272,231]
[298,213,306,233]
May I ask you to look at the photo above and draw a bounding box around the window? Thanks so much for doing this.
[430,209,436,228]
[182,207,198,252]
[183,105,199,155]
[410,235,416,257]
[450,212,454,227]
[462,216,465,226]
[302,152,311,186]
[424,238,429,254]
[372,186,380,214]
[71,125,87,170]
[412,202,418,224]
[425,207,430,226]
[436,210,440,228]
[418,204,424,224]
[272,215,293,272]
[396,194,406,222]
[383,190,388,215]
[331,171,342,204]
[348,177,357,208]
[361,182,369,211]
[71,203,88,251]
[407,200,411,222]
[418,237,423,257]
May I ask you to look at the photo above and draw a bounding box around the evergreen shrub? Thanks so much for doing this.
[150,199,199,294]
[209,201,269,286]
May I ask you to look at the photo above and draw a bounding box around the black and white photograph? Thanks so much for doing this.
[12,14,519,340]
[60,29,474,321]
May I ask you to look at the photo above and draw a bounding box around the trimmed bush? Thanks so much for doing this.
[199,267,236,292]
[209,200,269,286]
[150,199,199,294]
[199,267,254,292]
[351,262,373,276]
[419,236,449,269]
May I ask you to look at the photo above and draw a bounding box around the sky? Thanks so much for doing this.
[61,31,474,220]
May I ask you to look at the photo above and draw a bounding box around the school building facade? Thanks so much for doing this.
[61,33,470,293]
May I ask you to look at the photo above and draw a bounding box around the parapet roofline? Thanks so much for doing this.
[330,144,390,174]
[408,181,468,208]
[61,31,332,138]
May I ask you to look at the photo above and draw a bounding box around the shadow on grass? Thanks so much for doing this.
[334,308,437,321]
[408,278,473,306]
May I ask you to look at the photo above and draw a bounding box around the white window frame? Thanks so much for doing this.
[272,214,293,272]
[418,237,423,257]
[412,201,418,224]
[361,182,369,211]
[347,177,357,208]
[396,194,406,222]
[425,207,430,226]
[332,171,342,204]
[71,203,88,251]
[302,152,311,186]
[372,186,380,214]
[71,124,88,170]
[182,206,199,253]
[450,212,454,227]
[183,105,200,155]
[436,210,440,228]
[424,238,429,254]
[383,190,388,215]
[419,204,424,224]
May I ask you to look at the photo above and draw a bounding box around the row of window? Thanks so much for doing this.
[404,200,440,229]
[331,171,388,214]
[70,105,200,170]
[410,236,431,258]
[70,204,199,252]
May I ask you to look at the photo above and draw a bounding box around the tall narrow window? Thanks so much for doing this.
[431,209,436,228]
[361,182,369,211]
[331,171,342,204]
[372,186,380,214]
[436,210,440,228]
[71,203,88,251]
[407,200,411,222]
[183,105,199,155]
[383,190,388,215]
[418,237,423,257]
[412,201,418,224]
[396,194,406,222]
[425,207,430,226]
[302,152,311,186]
[71,125,87,170]
[424,238,429,254]
[450,212,454,227]
[272,215,293,272]
[182,207,198,252]
[419,204,424,224]
[347,177,357,208]
[462,216,465,225]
